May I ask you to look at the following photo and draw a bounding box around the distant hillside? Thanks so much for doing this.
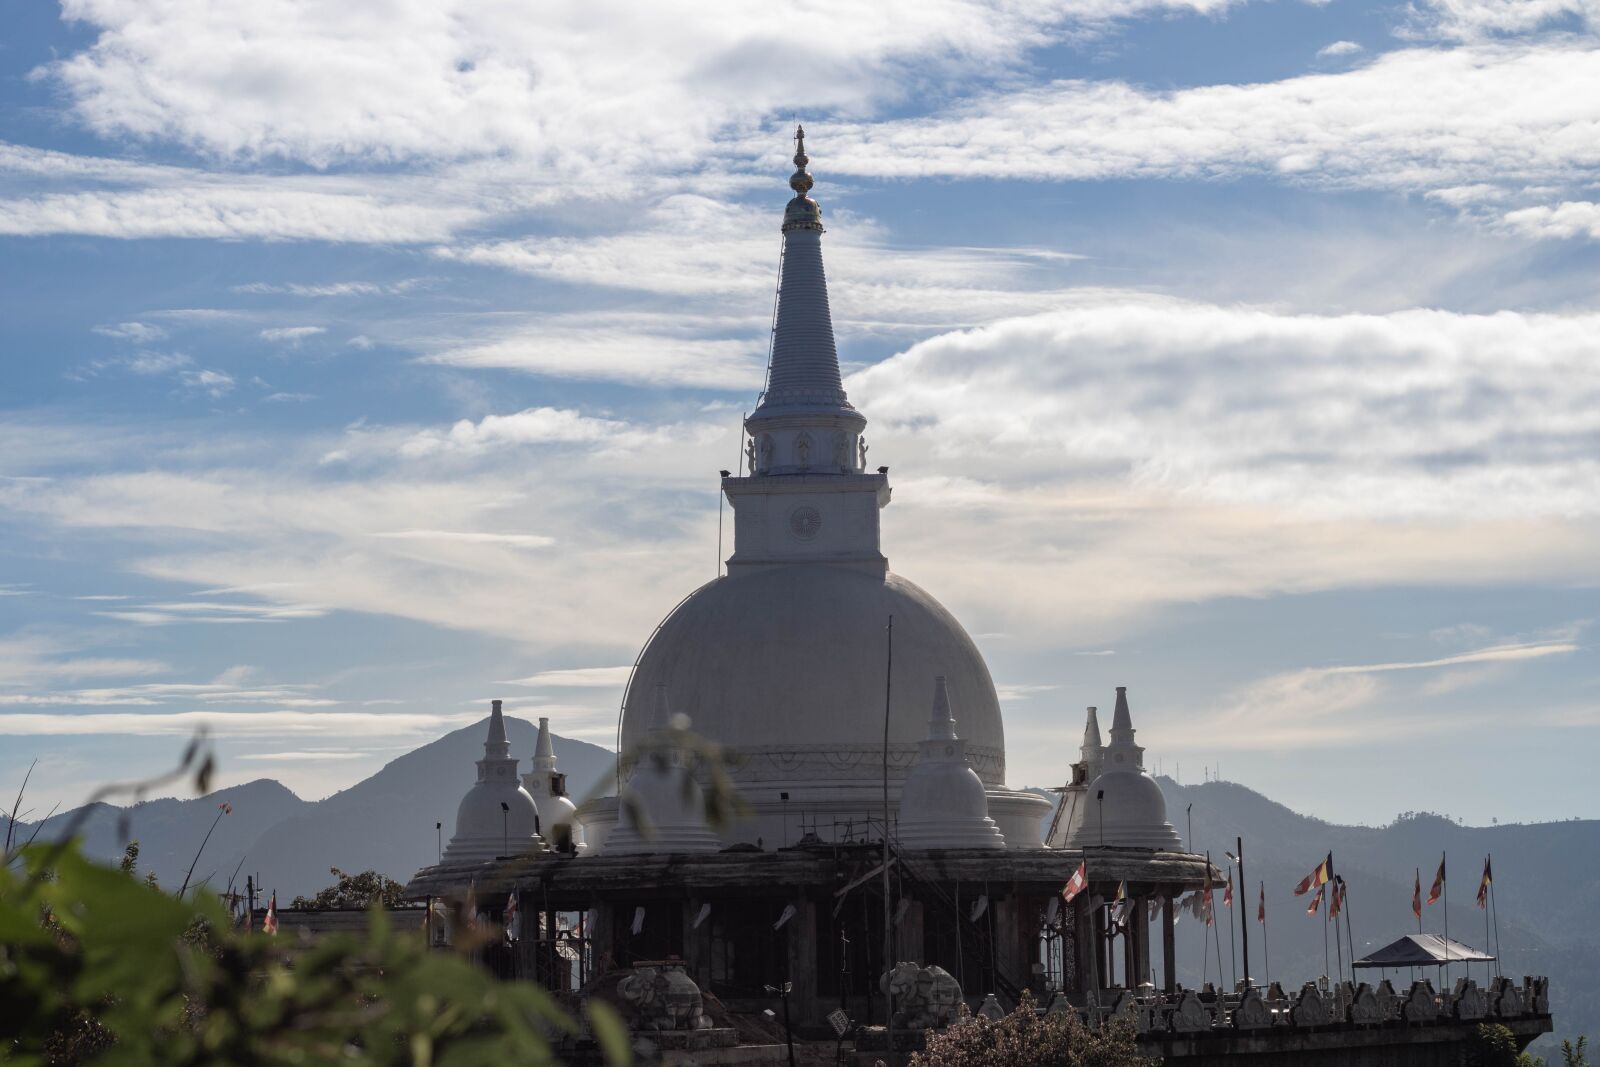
[12,778,309,894]
[14,717,613,899]
[239,717,613,898]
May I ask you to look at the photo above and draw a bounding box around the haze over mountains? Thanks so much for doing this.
[13,724,1594,1049]
[12,717,615,902]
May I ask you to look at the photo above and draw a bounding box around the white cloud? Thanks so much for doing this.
[817,43,1600,200]
[420,323,767,390]
[0,710,460,736]
[1501,200,1600,239]
[849,297,1600,519]
[259,326,325,344]
[235,750,368,761]
[1409,0,1600,39]
[0,184,482,242]
[1157,637,1579,748]
[371,530,556,548]
[506,666,634,688]
[92,321,167,342]
[398,406,647,457]
[1316,40,1363,56]
[178,368,234,397]
[41,0,1252,169]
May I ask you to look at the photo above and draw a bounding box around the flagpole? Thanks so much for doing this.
[881,615,895,1066]
[1322,884,1330,982]
[1259,881,1270,989]
[1237,837,1251,987]
[1482,857,1492,985]
[1343,880,1357,986]
[1441,852,1450,989]
[1226,872,1237,990]
[1207,853,1225,992]
[1488,854,1502,980]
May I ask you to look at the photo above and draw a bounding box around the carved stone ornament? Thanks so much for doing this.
[758,434,774,471]
[1492,977,1523,1017]
[1170,990,1212,1033]
[617,962,714,1031]
[833,431,849,470]
[1350,984,1383,1025]
[1233,987,1272,1030]
[795,432,811,466]
[789,505,822,541]
[881,962,964,1031]
[1453,978,1487,1020]
[1403,981,1438,1022]
[1291,983,1330,1027]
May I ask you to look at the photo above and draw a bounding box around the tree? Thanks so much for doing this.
[905,994,1158,1067]
[290,867,406,910]
[0,841,630,1066]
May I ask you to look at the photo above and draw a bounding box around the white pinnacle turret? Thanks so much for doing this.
[602,685,721,855]
[442,699,544,864]
[523,716,586,852]
[896,676,1006,849]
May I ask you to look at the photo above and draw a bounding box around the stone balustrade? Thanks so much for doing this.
[1042,974,1549,1036]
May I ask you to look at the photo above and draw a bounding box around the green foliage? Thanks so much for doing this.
[1470,1023,1546,1067]
[1563,1036,1589,1067]
[290,867,407,911]
[906,995,1158,1067]
[0,841,627,1067]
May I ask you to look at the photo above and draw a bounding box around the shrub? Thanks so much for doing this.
[906,994,1158,1067]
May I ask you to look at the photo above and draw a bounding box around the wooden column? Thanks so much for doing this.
[682,896,706,988]
[1135,896,1151,987]
[1161,895,1177,994]
[786,894,820,1024]
[897,898,925,964]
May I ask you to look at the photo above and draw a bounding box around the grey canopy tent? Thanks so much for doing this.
[1355,934,1493,968]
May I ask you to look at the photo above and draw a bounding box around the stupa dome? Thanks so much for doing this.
[619,566,1006,787]
[896,677,1005,849]
[1064,687,1182,851]
[604,685,722,856]
[442,700,543,863]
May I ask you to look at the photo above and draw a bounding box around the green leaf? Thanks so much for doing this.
[585,998,633,1067]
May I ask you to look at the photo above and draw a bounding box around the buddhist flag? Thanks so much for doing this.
[1307,883,1324,916]
[1329,876,1344,920]
[1111,880,1128,924]
[1294,853,1332,896]
[1062,861,1088,905]
[1412,869,1422,919]
[1428,855,1446,905]
[1477,856,1493,909]
[1257,882,1266,924]
[263,891,278,936]
[1224,870,1234,909]
[504,891,518,937]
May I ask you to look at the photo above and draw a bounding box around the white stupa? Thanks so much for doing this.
[1046,705,1104,848]
[896,677,1006,849]
[598,127,1051,850]
[523,716,586,852]
[1065,687,1183,851]
[442,699,544,863]
[602,685,722,856]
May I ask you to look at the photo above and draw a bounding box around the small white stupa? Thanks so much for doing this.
[1066,687,1182,851]
[895,676,1006,849]
[602,685,722,855]
[523,716,586,852]
[442,699,543,863]
[1046,705,1104,848]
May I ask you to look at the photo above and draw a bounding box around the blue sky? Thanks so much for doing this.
[3,0,1598,826]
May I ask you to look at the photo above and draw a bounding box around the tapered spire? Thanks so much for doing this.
[748,126,861,434]
[928,676,957,741]
[485,698,510,756]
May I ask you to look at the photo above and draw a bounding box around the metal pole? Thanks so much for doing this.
[1186,804,1193,853]
[1442,852,1450,989]
[1488,854,1502,979]
[882,615,895,1064]
[1238,838,1251,986]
